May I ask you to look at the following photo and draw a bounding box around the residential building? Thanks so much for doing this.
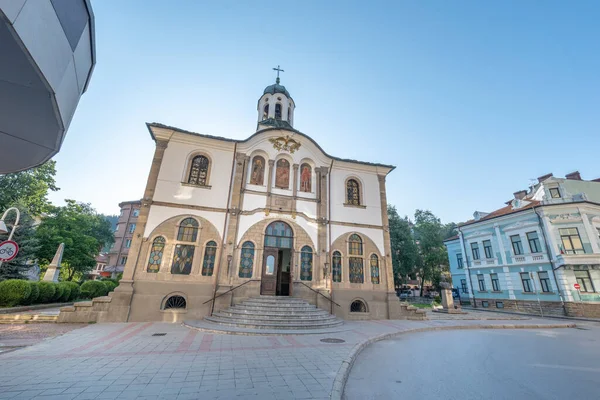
[445,171,600,318]
[89,253,108,280]
[105,200,141,279]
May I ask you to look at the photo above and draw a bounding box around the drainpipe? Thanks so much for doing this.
[327,159,334,315]
[210,143,238,316]
[457,226,476,308]
[534,206,566,315]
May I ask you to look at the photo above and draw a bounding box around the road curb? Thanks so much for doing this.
[330,322,576,400]
[0,303,72,315]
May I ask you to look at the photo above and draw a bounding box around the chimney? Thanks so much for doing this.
[565,171,582,181]
[513,190,527,200]
[537,173,553,183]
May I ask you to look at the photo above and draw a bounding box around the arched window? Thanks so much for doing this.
[171,244,194,275]
[147,236,166,273]
[287,106,291,121]
[350,299,367,313]
[188,155,209,186]
[164,295,186,310]
[239,242,255,278]
[263,104,269,120]
[332,251,342,283]
[370,254,380,284]
[177,218,199,242]
[349,234,364,283]
[346,179,361,206]
[275,159,290,189]
[275,103,282,120]
[300,246,313,281]
[300,163,311,193]
[250,156,265,186]
[202,241,218,276]
[265,221,293,248]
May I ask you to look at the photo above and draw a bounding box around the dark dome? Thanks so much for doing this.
[263,83,290,98]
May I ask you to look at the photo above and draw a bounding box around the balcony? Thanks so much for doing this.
[511,253,548,265]
[472,258,497,267]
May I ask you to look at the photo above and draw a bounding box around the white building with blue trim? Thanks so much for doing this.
[445,171,600,318]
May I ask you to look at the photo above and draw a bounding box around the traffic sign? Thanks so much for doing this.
[574,283,581,290]
[0,240,19,262]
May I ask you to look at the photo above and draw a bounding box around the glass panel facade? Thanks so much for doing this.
[300,246,313,281]
[238,242,255,278]
[370,254,380,284]
[349,257,364,283]
[201,241,217,276]
[171,244,195,275]
[332,251,342,282]
[147,236,165,273]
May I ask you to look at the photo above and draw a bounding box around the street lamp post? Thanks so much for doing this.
[0,207,21,269]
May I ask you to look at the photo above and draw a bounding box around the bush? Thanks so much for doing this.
[23,282,40,305]
[433,295,442,304]
[53,283,65,302]
[64,282,80,301]
[80,280,108,299]
[38,281,56,303]
[0,279,32,307]
[103,281,117,293]
[58,282,71,302]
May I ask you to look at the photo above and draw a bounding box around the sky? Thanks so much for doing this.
[49,0,600,223]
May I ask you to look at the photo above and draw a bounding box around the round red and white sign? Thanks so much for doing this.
[0,240,19,262]
[574,283,581,290]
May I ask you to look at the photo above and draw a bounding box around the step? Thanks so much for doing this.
[242,299,316,307]
[212,312,339,323]
[204,316,343,330]
[255,296,310,302]
[234,305,320,313]
[224,308,331,318]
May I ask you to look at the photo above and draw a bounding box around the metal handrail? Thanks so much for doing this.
[202,279,261,305]
[297,281,341,307]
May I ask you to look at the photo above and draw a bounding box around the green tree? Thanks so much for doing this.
[413,209,449,296]
[387,205,419,289]
[35,200,114,281]
[0,203,41,281]
[0,161,59,216]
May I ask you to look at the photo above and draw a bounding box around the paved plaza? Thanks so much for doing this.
[0,313,575,400]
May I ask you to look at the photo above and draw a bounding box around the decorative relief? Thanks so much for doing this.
[549,213,582,223]
[269,135,301,153]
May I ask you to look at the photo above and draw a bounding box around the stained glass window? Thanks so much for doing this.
[147,236,165,273]
[346,179,360,205]
[171,244,195,275]
[370,254,380,284]
[275,159,290,189]
[348,234,363,256]
[264,221,293,248]
[239,241,255,278]
[349,257,364,283]
[177,218,199,242]
[275,103,282,120]
[202,241,217,276]
[332,251,342,283]
[188,155,209,186]
[300,246,313,281]
[300,163,311,192]
[250,156,265,185]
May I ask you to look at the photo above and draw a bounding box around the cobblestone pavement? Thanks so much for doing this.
[0,323,86,351]
[0,314,574,400]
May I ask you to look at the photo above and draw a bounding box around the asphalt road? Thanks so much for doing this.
[344,324,600,400]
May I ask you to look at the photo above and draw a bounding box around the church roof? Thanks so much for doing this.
[146,122,396,171]
[263,83,291,98]
[257,118,293,129]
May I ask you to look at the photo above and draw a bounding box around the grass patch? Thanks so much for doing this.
[411,303,433,309]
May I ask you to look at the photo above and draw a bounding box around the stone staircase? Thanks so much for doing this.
[204,296,343,330]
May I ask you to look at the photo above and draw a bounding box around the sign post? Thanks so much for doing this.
[574,283,582,302]
[530,272,543,317]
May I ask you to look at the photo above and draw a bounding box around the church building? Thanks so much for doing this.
[60,73,411,323]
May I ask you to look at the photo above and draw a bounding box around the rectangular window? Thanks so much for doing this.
[125,239,132,248]
[460,279,468,294]
[471,243,480,260]
[527,231,542,253]
[496,301,504,309]
[129,223,136,234]
[559,228,585,255]
[456,253,463,269]
[511,235,523,255]
[574,270,594,293]
[482,301,489,308]
[132,209,140,217]
[490,273,500,291]
[477,274,486,291]
[120,256,128,265]
[520,272,532,292]
[549,188,561,198]
[538,271,551,293]
[483,240,493,259]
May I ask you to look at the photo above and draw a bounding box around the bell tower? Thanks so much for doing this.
[257,65,295,130]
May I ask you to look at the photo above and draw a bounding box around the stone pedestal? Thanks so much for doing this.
[441,288,454,310]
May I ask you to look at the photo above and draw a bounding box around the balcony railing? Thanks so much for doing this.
[512,254,548,264]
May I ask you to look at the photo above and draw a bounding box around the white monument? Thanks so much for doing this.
[43,243,64,282]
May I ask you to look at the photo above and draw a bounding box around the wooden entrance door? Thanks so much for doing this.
[261,248,278,296]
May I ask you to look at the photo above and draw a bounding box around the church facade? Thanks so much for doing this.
[64,78,406,323]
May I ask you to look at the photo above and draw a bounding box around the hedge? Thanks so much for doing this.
[58,282,72,302]
[80,281,108,299]
[53,283,65,302]
[0,279,32,307]
[64,282,80,301]
[103,281,118,293]
[38,281,56,303]
[23,281,40,305]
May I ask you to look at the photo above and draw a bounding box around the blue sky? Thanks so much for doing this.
[49,0,600,223]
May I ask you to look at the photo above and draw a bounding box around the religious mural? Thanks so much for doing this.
[250,156,265,185]
[275,159,290,188]
[300,163,311,192]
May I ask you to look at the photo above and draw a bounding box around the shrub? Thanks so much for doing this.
[103,281,117,293]
[58,282,71,302]
[53,283,65,302]
[64,282,80,301]
[80,281,108,299]
[23,282,40,305]
[433,295,442,304]
[0,279,32,307]
[38,281,56,303]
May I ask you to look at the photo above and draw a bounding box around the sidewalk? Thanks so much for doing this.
[0,315,579,400]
